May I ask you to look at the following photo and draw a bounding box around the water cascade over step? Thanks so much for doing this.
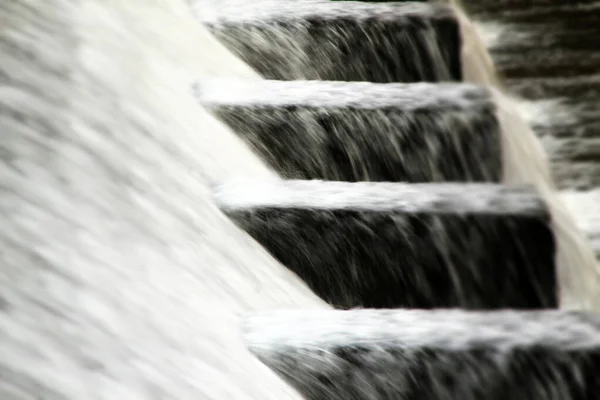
[215,180,558,309]
[243,309,600,400]
[198,1,496,83]
[197,79,503,182]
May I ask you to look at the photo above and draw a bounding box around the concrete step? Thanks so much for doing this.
[196,1,495,83]
[214,180,557,309]
[196,79,503,182]
[242,309,600,400]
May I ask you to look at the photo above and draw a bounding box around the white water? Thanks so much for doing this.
[0,1,598,399]
[0,1,326,399]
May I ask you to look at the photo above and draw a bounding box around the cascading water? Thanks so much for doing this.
[0,0,598,399]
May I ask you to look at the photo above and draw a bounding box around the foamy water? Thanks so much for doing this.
[1,1,326,399]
